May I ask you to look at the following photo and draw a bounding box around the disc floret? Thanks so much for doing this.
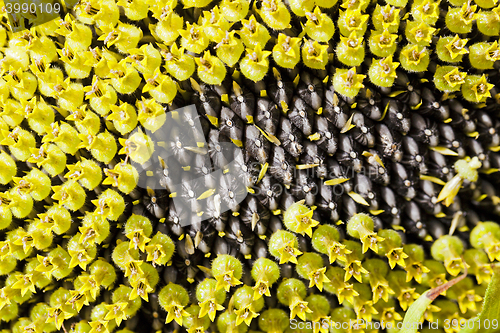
[312,224,351,263]
[212,254,243,292]
[470,222,500,262]
[377,229,408,269]
[268,230,303,264]
[296,252,331,291]
[403,244,430,283]
[251,258,280,299]
[276,278,312,320]
[196,278,226,322]
[346,213,384,253]
[283,200,319,237]
[431,235,465,276]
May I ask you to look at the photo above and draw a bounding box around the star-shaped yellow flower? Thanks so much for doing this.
[145,243,167,267]
[11,228,33,254]
[97,24,122,48]
[89,320,110,333]
[275,33,301,58]
[409,21,436,44]
[485,241,500,262]
[104,302,129,326]
[50,77,71,97]
[377,56,399,78]
[107,101,135,124]
[136,97,166,131]
[107,60,136,82]
[46,306,73,329]
[386,247,408,269]
[126,230,151,252]
[378,4,400,28]
[179,23,209,54]
[401,45,426,65]
[485,42,500,62]
[65,161,86,182]
[374,29,398,49]
[11,274,36,296]
[235,305,259,326]
[68,249,93,270]
[142,68,172,94]
[444,257,466,277]
[327,241,352,263]
[457,290,482,314]
[77,274,100,299]
[414,0,439,20]
[16,97,37,118]
[130,278,154,301]
[303,40,329,62]
[475,264,493,285]
[90,190,125,221]
[126,45,161,75]
[340,9,368,33]
[354,300,378,323]
[277,240,303,264]
[337,283,359,304]
[83,76,107,100]
[29,55,50,76]
[457,2,477,25]
[379,307,402,328]
[58,44,88,68]
[4,68,29,90]
[423,304,442,323]
[471,75,494,103]
[289,296,312,321]
[214,30,240,50]
[165,302,189,325]
[200,6,231,33]
[253,280,271,300]
[66,290,90,312]
[198,298,224,322]
[372,281,395,303]
[405,260,430,283]
[245,43,272,66]
[51,181,85,212]
[359,232,385,254]
[214,270,242,292]
[35,254,54,279]
[340,32,364,51]
[124,260,144,278]
[78,226,99,245]
[443,67,467,88]
[305,7,329,29]
[429,273,448,294]
[344,260,369,282]
[194,52,218,74]
[295,210,320,238]
[307,267,331,291]
[397,288,420,311]
[340,68,366,90]
[445,35,468,60]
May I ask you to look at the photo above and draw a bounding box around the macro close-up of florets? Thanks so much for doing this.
[2,0,500,331]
